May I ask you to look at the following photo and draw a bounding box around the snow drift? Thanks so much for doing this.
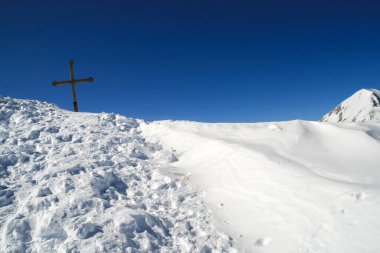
[141,120,380,253]
[321,88,380,122]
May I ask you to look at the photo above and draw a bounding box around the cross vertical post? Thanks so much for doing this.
[68,60,79,112]
[52,59,94,112]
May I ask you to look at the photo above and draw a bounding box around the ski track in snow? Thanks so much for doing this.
[0,97,235,253]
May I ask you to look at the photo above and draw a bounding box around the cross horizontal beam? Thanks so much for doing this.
[52,77,94,86]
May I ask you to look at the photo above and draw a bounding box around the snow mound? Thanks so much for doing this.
[321,88,380,122]
[0,97,235,252]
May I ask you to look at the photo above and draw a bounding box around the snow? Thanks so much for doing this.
[0,97,235,252]
[1,93,380,253]
[321,88,380,122]
[140,120,380,253]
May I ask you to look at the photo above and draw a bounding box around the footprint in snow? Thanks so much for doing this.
[351,191,367,202]
[24,129,41,141]
[66,165,86,176]
[46,126,60,134]
[0,186,15,207]
[75,223,102,239]
[0,131,9,143]
[56,134,73,142]
[62,178,75,193]
[37,187,52,197]
[254,237,272,247]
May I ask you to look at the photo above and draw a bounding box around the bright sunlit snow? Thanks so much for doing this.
[1,92,380,253]
[141,120,380,252]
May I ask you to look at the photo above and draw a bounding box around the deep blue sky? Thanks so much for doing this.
[1,0,380,122]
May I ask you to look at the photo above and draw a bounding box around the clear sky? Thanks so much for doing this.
[1,0,380,122]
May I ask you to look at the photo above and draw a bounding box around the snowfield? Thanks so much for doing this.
[1,95,380,253]
[141,120,380,253]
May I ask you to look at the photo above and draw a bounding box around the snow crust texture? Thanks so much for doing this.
[321,88,380,122]
[0,97,235,253]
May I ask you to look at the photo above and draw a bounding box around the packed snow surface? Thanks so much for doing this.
[321,88,380,122]
[0,97,235,253]
[141,120,380,253]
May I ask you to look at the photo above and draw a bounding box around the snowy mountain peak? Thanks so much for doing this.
[321,88,380,123]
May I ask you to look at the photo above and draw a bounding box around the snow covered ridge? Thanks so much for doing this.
[2,95,380,253]
[321,88,380,122]
[0,97,235,253]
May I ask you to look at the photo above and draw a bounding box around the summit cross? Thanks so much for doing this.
[52,59,94,112]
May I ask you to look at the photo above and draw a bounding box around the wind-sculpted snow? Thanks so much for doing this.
[141,120,380,253]
[0,97,235,253]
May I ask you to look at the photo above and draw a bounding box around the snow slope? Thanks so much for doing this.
[0,97,235,253]
[2,95,380,253]
[141,120,380,253]
[321,89,380,122]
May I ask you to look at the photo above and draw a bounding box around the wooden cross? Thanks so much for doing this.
[52,59,94,112]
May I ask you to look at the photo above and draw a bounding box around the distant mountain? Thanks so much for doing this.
[321,88,380,123]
